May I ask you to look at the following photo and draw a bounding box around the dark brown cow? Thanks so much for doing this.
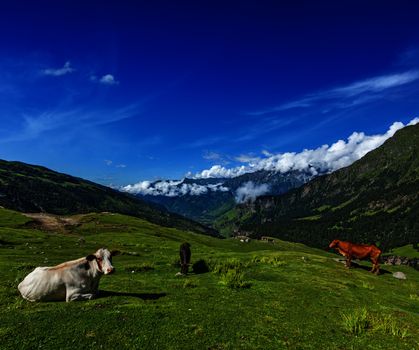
[329,239,382,274]
[179,242,191,275]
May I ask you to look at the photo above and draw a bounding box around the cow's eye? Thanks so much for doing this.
[97,257,102,262]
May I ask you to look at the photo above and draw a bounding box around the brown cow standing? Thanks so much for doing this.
[329,239,382,274]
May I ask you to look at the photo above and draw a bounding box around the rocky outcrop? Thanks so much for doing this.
[382,256,419,270]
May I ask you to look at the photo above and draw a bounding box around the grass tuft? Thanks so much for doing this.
[361,281,375,290]
[371,314,409,339]
[253,255,286,266]
[219,268,251,289]
[183,279,198,288]
[210,258,247,274]
[342,308,410,339]
[341,307,370,335]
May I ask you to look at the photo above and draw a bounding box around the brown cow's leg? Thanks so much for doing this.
[370,254,380,275]
[345,256,352,268]
[370,257,376,273]
[373,260,380,275]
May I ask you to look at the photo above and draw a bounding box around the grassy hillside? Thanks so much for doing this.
[216,124,419,249]
[0,208,418,349]
[0,159,217,236]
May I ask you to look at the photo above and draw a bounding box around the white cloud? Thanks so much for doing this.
[122,179,229,197]
[261,150,273,157]
[188,165,249,179]
[191,118,419,178]
[235,154,261,163]
[332,71,419,96]
[105,160,127,169]
[1,104,142,143]
[43,61,75,76]
[203,151,222,161]
[249,70,419,116]
[235,181,270,203]
[99,74,119,85]
[121,118,418,199]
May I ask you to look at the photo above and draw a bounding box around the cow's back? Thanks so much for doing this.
[18,267,66,302]
[351,244,381,259]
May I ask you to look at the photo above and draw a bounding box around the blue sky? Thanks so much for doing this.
[1,1,419,186]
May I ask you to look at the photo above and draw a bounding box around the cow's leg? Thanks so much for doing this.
[370,257,376,273]
[345,256,352,268]
[66,287,95,302]
[67,292,95,302]
[370,254,380,275]
[371,258,380,275]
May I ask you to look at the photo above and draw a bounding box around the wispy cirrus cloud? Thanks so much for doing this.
[235,153,261,163]
[248,70,419,116]
[0,103,143,143]
[179,136,225,149]
[203,151,222,161]
[42,61,75,76]
[104,160,127,168]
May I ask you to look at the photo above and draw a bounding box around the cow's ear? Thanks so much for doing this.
[86,254,96,261]
[111,250,121,257]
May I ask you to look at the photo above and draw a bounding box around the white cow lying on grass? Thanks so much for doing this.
[18,248,119,302]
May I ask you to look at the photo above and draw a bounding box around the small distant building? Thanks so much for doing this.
[235,235,250,243]
[232,230,251,243]
[260,236,275,244]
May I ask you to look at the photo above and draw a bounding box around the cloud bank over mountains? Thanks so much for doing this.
[123,180,228,197]
[122,118,418,200]
[190,117,419,179]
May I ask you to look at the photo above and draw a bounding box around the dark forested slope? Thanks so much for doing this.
[0,160,218,236]
[216,124,419,249]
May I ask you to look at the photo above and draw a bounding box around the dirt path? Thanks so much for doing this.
[23,213,80,233]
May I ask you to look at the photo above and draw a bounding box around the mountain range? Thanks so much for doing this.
[0,159,218,236]
[134,170,315,224]
[1,123,418,251]
[215,124,419,250]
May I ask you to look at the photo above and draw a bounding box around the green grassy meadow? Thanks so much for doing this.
[0,208,418,349]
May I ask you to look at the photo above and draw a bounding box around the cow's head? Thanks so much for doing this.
[329,239,340,249]
[87,248,120,275]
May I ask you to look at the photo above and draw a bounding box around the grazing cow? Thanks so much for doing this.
[329,239,381,274]
[179,242,191,275]
[18,248,119,302]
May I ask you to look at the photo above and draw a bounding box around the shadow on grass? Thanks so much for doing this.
[349,261,391,275]
[192,259,210,274]
[98,290,167,300]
